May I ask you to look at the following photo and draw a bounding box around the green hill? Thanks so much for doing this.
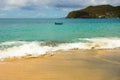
[67,5,120,18]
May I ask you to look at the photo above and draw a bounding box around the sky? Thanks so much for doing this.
[0,0,119,18]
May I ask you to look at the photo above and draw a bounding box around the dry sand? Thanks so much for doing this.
[0,49,120,80]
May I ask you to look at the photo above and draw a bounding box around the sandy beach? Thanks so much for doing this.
[0,49,120,80]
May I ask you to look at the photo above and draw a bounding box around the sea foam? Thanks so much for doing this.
[0,38,120,60]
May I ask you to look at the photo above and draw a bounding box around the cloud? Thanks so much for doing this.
[0,0,119,11]
[0,0,119,18]
[0,0,51,10]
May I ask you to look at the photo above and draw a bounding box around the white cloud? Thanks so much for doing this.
[0,0,119,10]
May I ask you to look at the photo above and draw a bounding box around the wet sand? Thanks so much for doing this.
[0,49,120,80]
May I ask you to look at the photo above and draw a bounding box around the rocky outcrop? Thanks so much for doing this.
[67,5,120,18]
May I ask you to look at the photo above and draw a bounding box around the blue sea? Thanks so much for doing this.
[0,18,120,60]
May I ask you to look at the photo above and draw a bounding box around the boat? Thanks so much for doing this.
[55,22,63,25]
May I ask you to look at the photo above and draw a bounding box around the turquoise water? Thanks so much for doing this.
[0,18,120,42]
[0,18,120,60]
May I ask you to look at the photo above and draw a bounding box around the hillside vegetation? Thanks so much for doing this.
[67,5,120,18]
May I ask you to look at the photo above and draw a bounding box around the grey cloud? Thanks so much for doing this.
[0,0,119,10]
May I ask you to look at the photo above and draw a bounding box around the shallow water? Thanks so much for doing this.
[0,18,120,42]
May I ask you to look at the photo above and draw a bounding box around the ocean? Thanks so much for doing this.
[0,18,120,60]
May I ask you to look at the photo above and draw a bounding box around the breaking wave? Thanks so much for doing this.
[0,38,120,60]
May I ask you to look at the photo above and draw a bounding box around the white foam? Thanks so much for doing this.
[0,38,120,60]
[0,42,53,60]
[84,38,120,49]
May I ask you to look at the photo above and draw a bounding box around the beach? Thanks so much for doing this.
[0,49,120,80]
[0,0,120,79]
[0,18,120,80]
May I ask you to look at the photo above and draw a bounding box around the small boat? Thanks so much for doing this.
[55,22,63,25]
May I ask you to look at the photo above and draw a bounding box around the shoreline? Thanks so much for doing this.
[0,37,120,60]
[0,49,120,80]
[1,48,120,62]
